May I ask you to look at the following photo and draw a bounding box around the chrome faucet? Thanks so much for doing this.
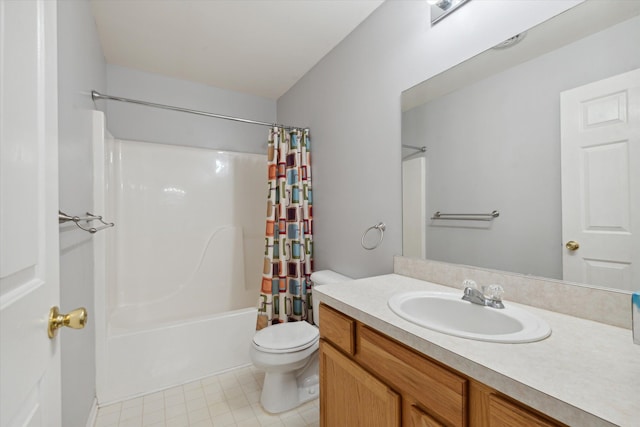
[462,280,505,309]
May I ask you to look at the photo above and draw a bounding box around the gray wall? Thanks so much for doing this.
[276,0,582,279]
[403,16,640,279]
[57,0,106,425]
[103,65,276,154]
[51,2,587,422]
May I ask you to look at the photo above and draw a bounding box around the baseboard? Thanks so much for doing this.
[85,397,98,427]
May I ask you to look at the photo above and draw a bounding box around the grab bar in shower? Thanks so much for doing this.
[59,210,115,234]
[430,210,500,221]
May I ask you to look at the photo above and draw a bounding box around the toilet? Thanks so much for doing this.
[250,270,351,414]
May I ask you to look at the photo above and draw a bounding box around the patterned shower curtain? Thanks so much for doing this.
[256,126,313,330]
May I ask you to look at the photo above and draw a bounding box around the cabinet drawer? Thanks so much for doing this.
[357,325,467,427]
[319,304,355,355]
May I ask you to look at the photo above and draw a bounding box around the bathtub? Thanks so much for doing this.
[100,308,257,402]
[92,111,263,403]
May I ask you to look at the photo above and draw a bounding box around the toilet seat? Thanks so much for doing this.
[253,321,319,354]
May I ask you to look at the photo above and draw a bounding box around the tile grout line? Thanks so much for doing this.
[93,365,319,427]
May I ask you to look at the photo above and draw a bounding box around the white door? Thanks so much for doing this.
[1,1,61,426]
[561,68,640,291]
[402,156,427,258]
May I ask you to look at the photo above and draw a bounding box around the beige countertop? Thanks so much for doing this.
[314,274,640,427]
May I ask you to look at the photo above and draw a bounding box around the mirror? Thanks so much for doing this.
[402,1,640,292]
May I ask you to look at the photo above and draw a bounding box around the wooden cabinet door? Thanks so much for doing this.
[320,340,401,427]
[470,381,565,427]
[407,404,446,427]
[488,394,562,427]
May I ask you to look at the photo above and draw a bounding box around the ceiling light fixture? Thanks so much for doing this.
[492,32,527,50]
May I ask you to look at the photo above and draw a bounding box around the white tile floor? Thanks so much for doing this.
[94,366,319,427]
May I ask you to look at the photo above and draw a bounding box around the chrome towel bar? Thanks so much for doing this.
[58,210,115,234]
[430,210,500,221]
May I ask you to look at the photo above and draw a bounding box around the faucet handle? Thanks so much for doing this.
[462,279,478,289]
[483,284,504,301]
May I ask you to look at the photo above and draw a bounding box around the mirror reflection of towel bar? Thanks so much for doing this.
[431,210,499,221]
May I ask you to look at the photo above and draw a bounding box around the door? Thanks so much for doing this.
[0,1,61,426]
[319,340,401,427]
[561,68,640,291]
[403,156,427,258]
[407,405,445,427]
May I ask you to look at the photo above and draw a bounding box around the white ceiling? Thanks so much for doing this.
[90,0,384,100]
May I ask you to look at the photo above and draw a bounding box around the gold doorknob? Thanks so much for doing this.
[48,306,87,339]
[565,240,580,251]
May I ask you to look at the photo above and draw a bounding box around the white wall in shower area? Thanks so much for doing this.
[94,110,265,402]
[106,138,265,330]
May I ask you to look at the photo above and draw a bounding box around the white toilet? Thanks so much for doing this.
[250,270,351,414]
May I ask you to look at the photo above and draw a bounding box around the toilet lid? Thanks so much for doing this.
[253,321,319,353]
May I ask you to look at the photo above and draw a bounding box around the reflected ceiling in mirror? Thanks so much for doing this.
[401,0,640,292]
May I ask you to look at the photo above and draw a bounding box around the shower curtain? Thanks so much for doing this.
[256,127,313,329]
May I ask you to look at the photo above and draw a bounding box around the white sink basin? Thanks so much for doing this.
[388,291,551,343]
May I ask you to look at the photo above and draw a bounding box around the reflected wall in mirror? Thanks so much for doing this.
[401,0,640,292]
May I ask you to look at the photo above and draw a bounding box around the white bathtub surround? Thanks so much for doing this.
[100,308,258,404]
[105,139,265,323]
[93,366,319,427]
[93,112,268,403]
[314,273,640,427]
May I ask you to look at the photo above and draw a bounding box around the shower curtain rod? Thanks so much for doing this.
[91,90,306,131]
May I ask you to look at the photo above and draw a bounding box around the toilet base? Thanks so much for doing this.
[259,353,319,414]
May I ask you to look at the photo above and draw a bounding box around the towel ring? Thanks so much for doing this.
[361,222,386,250]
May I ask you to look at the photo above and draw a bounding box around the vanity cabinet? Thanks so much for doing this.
[319,304,566,427]
[320,341,401,426]
[468,381,563,427]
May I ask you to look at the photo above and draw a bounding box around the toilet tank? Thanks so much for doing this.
[310,270,351,326]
